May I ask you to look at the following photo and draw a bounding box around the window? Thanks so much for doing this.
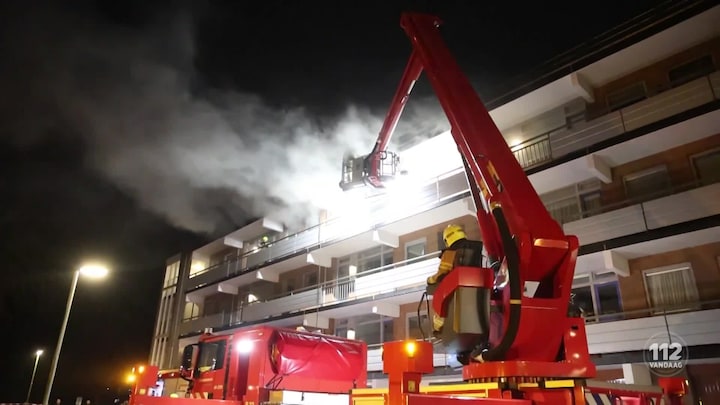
[643,263,699,313]
[183,302,200,321]
[303,272,318,287]
[580,192,602,217]
[405,238,427,263]
[572,272,623,322]
[668,55,716,88]
[546,197,581,224]
[692,148,720,186]
[571,286,595,319]
[406,311,431,340]
[344,246,394,274]
[541,179,602,224]
[223,252,236,263]
[335,314,394,345]
[197,340,226,372]
[566,110,586,129]
[595,282,622,318]
[623,165,672,201]
[164,261,180,287]
[606,82,647,111]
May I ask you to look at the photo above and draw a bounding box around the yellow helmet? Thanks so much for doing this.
[443,224,466,247]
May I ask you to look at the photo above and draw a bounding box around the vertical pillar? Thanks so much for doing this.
[621,363,653,385]
[388,372,423,405]
[383,341,434,405]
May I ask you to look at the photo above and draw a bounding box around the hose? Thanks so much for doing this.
[475,206,522,362]
[416,291,432,340]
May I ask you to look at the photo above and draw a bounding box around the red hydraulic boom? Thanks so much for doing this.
[343,11,595,385]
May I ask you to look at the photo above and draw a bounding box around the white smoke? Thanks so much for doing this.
[0,3,448,235]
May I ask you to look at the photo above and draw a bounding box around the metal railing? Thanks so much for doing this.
[547,170,720,226]
[582,298,720,325]
[511,71,719,169]
[240,250,440,307]
[180,253,441,335]
[185,166,466,290]
[187,71,720,291]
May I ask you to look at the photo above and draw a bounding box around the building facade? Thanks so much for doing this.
[150,2,720,403]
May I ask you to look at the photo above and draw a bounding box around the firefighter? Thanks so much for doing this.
[426,223,484,336]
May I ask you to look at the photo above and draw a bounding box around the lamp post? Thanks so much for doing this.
[42,264,109,405]
[26,349,44,404]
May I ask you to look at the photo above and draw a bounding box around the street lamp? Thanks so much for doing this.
[42,263,109,405]
[26,349,44,403]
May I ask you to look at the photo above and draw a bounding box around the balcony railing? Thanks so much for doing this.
[185,169,467,291]
[513,71,720,169]
[564,181,720,246]
[187,71,720,292]
[179,253,441,335]
[585,299,720,354]
[182,268,720,367]
[548,167,720,224]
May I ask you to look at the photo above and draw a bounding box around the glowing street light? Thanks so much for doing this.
[26,349,44,403]
[42,263,110,405]
[79,263,110,279]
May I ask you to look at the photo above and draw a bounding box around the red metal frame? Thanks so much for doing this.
[350,11,693,405]
[366,10,593,373]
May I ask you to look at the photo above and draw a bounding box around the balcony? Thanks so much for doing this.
[179,253,441,336]
[586,300,720,354]
[185,71,720,295]
[184,171,470,293]
[513,71,720,169]
[564,181,720,246]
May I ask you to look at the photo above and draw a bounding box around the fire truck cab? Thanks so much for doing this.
[129,326,367,405]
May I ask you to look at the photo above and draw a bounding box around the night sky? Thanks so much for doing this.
[1,0,664,402]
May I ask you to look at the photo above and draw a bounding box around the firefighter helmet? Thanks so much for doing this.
[443,224,466,247]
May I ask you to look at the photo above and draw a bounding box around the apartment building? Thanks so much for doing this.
[149,2,720,402]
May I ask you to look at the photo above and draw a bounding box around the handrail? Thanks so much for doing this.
[245,250,441,305]
[549,174,719,225]
[189,163,459,278]
[586,298,720,324]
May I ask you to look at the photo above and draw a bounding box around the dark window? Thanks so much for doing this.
[580,191,602,217]
[623,165,671,200]
[606,82,647,112]
[338,315,394,345]
[546,197,581,224]
[382,318,395,343]
[407,312,431,340]
[693,149,720,186]
[571,286,595,318]
[356,246,394,273]
[304,272,318,287]
[595,282,622,318]
[566,111,586,129]
[668,55,716,88]
[406,239,427,263]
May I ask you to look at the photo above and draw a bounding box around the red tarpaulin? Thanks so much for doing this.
[270,329,366,381]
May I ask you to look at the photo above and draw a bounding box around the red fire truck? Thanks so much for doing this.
[128,326,366,405]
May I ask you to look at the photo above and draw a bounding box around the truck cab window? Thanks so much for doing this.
[197,341,226,372]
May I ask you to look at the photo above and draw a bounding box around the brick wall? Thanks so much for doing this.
[601,133,720,207]
[619,241,720,312]
[587,36,720,118]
